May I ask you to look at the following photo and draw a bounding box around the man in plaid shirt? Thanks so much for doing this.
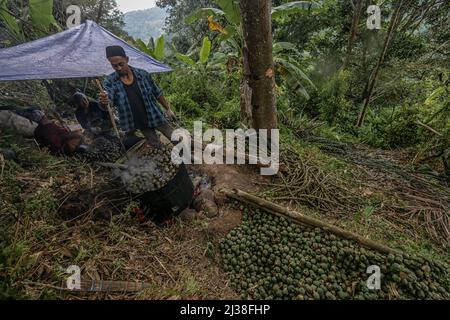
[99,45,176,147]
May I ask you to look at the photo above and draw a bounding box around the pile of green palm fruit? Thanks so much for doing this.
[78,136,122,163]
[121,144,180,194]
[220,205,449,300]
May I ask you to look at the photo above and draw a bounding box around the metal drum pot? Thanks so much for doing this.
[134,164,194,223]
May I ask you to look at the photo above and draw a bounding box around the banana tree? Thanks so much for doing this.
[0,0,61,45]
[186,0,320,23]
[172,36,213,73]
[185,0,320,99]
[29,0,60,34]
[273,41,316,99]
[0,0,24,43]
[185,0,243,59]
[135,35,166,61]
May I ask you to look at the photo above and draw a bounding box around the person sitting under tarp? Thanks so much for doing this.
[73,92,114,139]
[25,109,84,156]
[0,105,38,137]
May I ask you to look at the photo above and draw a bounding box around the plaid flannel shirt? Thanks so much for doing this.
[103,66,165,131]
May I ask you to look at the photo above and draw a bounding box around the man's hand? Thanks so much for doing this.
[99,90,109,105]
[158,96,176,121]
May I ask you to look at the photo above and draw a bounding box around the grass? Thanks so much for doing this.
[0,133,239,299]
[1,120,448,300]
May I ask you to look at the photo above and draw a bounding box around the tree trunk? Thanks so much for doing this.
[342,0,364,70]
[96,0,105,24]
[240,0,277,130]
[356,0,404,127]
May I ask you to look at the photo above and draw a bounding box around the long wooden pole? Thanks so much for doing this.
[221,188,401,256]
[94,79,127,155]
[416,120,442,136]
[94,79,120,138]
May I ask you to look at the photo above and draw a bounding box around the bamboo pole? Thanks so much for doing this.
[61,279,152,292]
[221,188,402,256]
[416,121,442,136]
[94,79,120,139]
[94,79,128,157]
[97,162,128,170]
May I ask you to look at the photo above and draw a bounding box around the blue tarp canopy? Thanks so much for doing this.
[0,20,172,81]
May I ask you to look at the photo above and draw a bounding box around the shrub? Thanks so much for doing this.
[360,105,420,149]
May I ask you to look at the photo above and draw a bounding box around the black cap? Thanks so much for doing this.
[106,45,126,58]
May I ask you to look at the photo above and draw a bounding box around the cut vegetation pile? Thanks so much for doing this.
[262,143,449,249]
[306,137,450,247]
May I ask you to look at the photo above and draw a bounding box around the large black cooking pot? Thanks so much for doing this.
[133,164,194,223]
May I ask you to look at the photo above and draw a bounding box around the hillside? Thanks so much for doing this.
[1,0,449,304]
[123,7,168,41]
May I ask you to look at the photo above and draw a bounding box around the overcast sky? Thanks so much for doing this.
[116,0,157,13]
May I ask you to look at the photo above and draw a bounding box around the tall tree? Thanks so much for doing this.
[240,0,277,130]
[156,0,215,52]
[342,0,364,70]
[356,0,405,127]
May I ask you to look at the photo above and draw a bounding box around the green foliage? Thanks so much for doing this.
[186,1,316,101]
[174,50,196,66]
[172,36,214,69]
[210,97,241,128]
[215,0,240,25]
[295,70,355,133]
[135,38,152,55]
[272,1,321,20]
[317,71,353,127]
[187,0,319,25]
[199,36,211,64]
[185,7,224,24]
[153,35,166,61]
[359,73,449,149]
[29,0,59,33]
[360,106,420,149]
[135,35,166,61]
[0,0,23,42]
[160,63,240,128]
[0,242,31,299]
[167,91,203,118]
[23,189,58,218]
[274,41,315,99]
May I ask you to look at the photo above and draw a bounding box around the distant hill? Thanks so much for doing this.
[123,7,168,42]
